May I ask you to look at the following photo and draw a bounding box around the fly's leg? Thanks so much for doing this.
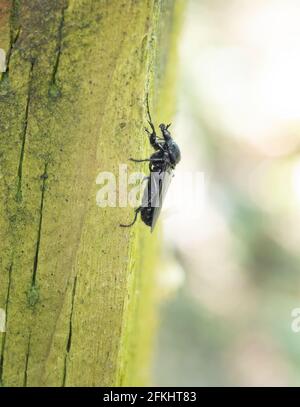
[145,128,164,152]
[120,207,141,227]
[129,158,164,164]
[129,158,150,163]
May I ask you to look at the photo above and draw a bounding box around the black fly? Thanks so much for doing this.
[120,94,181,231]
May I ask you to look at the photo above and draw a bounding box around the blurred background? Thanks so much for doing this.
[153,0,300,386]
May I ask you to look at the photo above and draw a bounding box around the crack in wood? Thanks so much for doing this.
[23,332,31,387]
[51,2,68,86]
[0,262,13,385]
[62,276,77,387]
[31,163,48,286]
[16,59,35,201]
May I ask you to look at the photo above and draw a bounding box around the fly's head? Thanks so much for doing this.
[159,123,172,141]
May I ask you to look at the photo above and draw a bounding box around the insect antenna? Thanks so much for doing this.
[146,93,153,123]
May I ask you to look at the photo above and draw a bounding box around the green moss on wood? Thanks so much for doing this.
[0,0,183,386]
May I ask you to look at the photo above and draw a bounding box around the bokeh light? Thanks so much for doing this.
[154,0,300,387]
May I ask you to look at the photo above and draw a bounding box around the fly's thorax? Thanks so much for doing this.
[167,140,181,166]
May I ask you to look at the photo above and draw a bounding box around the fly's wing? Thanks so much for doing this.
[151,168,174,232]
